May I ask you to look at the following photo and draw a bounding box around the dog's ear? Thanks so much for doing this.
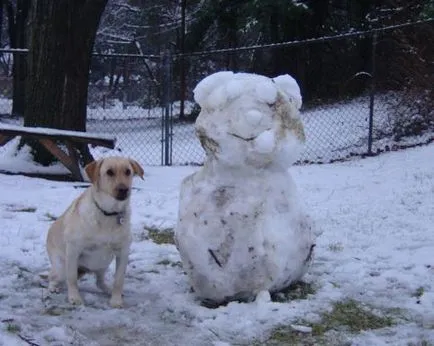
[129,159,144,180]
[84,159,103,184]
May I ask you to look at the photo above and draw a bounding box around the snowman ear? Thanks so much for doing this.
[272,74,303,110]
[193,71,234,108]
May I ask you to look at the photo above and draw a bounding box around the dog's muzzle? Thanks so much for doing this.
[115,184,129,201]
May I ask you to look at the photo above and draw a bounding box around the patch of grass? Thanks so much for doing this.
[145,269,160,274]
[44,212,58,221]
[156,259,183,268]
[263,326,320,346]
[156,259,171,266]
[328,242,344,252]
[408,341,433,346]
[311,299,394,335]
[171,261,183,268]
[412,286,424,298]
[6,205,37,213]
[271,281,316,302]
[42,306,66,316]
[6,322,21,333]
[263,299,395,345]
[145,227,175,245]
[43,305,76,316]
[43,306,64,316]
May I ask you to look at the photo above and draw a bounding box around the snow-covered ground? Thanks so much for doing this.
[0,143,433,345]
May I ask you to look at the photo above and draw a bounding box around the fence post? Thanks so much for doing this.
[367,31,377,155]
[161,48,173,166]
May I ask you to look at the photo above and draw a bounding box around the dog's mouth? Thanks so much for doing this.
[115,189,130,201]
[115,193,129,201]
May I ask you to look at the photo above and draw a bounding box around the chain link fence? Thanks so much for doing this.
[168,20,433,165]
[86,53,165,165]
[0,20,432,167]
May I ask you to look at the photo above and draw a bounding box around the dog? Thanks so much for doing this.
[46,156,144,308]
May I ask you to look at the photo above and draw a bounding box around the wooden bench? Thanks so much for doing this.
[0,123,116,181]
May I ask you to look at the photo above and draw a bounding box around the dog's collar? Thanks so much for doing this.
[93,199,125,225]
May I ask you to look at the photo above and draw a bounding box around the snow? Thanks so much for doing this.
[0,331,28,346]
[0,123,116,142]
[0,143,433,344]
[254,80,277,104]
[0,139,68,175]
[192,71,234,108]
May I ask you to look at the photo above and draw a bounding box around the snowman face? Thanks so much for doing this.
[194,73,305,169]
[195,94,272,168]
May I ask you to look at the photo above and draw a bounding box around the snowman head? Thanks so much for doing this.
[193,72,305,169]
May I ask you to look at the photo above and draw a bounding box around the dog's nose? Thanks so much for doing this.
[116,185,129,201]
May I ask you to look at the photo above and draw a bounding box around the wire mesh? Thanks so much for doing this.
[86,55,165,165]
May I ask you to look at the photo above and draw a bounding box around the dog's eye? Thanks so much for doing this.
[125,168,131,176]
[106,169,115,177]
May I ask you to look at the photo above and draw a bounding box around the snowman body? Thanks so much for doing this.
[175,72,316,303]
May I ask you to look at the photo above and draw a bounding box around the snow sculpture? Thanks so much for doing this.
[175,71,316,305]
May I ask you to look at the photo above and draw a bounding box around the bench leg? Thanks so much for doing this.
[66,141,86,180]
[38,138,84,181]
[66,141,79,165]
[0,134,14,147]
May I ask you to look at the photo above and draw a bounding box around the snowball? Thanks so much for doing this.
[43,326,72,343]
[290,324,313,333]
[225,79,244,101]
[254,130,275,154]
[245,110,264,127]
[255,80,277,104]
[213,342,232,346]
[193,71,234,107]
[255,290,271,304]
[272,74,302,109]
[206,85,229,110]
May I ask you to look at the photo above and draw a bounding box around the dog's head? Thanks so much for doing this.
[84,157,144,201]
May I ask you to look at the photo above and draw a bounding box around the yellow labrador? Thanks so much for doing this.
[46,156,144,308]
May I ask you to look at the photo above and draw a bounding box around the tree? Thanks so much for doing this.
[23,0,108,165]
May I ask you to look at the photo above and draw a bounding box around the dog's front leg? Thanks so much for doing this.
[65,243,83,305]
[110,243,130,308]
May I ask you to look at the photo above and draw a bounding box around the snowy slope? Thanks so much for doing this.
[0,144,433,345]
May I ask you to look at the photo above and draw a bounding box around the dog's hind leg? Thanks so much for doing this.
[48,268,63,293]
[48,256,65,293]
[95,269,111,294]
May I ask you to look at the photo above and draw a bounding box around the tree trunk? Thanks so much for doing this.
[23,0,108,165]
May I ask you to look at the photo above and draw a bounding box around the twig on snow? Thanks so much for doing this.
[17,334,40,346]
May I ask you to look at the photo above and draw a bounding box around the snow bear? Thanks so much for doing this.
[175,71,316,305]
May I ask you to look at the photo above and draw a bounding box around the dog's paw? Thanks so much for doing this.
[109,295,123,308]
[68,294,84,306]
[48,285,61,294]
[97,283,112,295]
